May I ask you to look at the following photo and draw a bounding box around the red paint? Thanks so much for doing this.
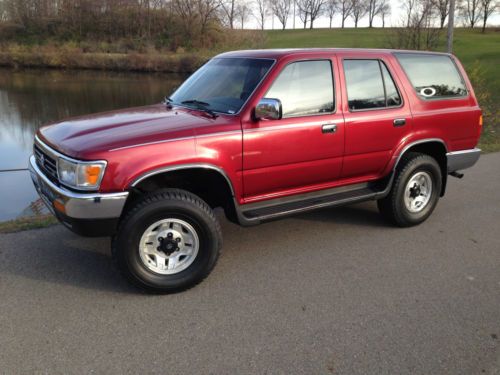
[37,49,482,202]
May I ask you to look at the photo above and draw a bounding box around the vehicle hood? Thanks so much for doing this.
[38,104,218,159]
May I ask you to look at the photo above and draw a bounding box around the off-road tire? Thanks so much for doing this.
[112,189,222,294]
[378,152,442,227]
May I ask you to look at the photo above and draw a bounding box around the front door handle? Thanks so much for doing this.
[393,118,406,127]
[322,124,337,134]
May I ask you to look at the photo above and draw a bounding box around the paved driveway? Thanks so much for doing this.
[1,153,499,374]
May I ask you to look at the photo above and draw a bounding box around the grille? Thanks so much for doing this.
[34,144,59,184]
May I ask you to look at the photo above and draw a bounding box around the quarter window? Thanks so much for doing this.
[395,53,467,99]
[343,59,402,111]
[265,60,334,118]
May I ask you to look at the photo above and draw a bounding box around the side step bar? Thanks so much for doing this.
[236,174,394,226]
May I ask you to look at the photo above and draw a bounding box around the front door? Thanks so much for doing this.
[242,58,345,201]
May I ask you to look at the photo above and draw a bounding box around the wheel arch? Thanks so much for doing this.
[124,164,239,224]
[393,139,448,196]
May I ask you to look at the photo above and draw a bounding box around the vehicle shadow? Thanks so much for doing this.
[293,201,390,228]
[0,203,388,293]
[0,225,137,294]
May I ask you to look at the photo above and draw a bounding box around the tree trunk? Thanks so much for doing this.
[342,17,345,28]
[330,17,333,28]
[310,19,314,29]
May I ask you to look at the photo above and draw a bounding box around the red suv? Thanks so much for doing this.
[30,49,482,293]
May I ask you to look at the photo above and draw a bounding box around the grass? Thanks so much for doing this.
[0,45,209,73]
[264,27,500,151]
[0,215,58,234]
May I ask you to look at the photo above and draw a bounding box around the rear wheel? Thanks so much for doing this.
[112,189,222,293]
[378,152,442,227]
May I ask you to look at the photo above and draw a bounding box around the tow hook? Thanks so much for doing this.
[450,171,464,179]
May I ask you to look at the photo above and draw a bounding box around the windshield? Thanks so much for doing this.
[170,58,274,115]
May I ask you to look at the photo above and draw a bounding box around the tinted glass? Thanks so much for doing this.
[395,53,467,99]
[265,60,334,117]
[344,60,386,110]
[381,63,402,107]
[171,58,273,114]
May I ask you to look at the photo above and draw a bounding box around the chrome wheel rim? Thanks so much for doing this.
[404,171,433,213]
[139,218,199,275]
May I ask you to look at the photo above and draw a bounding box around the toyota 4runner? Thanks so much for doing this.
[30,49,482,293]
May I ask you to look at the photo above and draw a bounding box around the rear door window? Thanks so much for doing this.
[395,53,467,99]
[343,59,402,111]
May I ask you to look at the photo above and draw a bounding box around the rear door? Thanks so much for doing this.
[339,55,413,179]
[241,57,345,201]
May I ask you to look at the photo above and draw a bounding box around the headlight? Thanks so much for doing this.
[57,158,107,190]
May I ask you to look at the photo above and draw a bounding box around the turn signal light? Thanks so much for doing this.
[84,165,102,186]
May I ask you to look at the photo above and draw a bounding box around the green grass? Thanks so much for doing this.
[264,28,500,151]
[0,215,58,234]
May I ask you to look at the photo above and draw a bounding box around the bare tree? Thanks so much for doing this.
[297,0,310,28]
[235,1,252,28]
[391,0,441,50]
[350,0,368,27]
[402,0,418,26]
[367,0,382,27]
[480,0,498,32]
[379,0,391,26]
[308,0,327,28]
[196,0,221,33]
[336,0,353,27]
[460,0,482,27]
[254,0,268,29]
[434,0,450,28]
[326,0,339,27]
[271,0,292,29]
[219,0,236,28]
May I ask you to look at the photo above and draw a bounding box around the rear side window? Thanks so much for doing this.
[395,53,467,99]
[265,60,334,117]
[343,59,402,111]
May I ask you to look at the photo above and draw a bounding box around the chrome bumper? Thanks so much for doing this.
[446,148,481,172]
[29,155,128,220]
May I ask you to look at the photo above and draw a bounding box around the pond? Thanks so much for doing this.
[0,68,186,221]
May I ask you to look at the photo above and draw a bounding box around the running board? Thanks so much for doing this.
[236,175,393,226]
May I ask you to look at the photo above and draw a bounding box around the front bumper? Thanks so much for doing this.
[446,148,481,172]
[29,155,128,236]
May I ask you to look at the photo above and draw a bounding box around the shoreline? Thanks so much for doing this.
[0,50,210,73]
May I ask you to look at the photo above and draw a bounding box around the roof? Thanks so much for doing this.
[215,48,451,60]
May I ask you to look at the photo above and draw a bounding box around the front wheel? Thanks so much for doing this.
[112,189,222,293]
[378,152,442,227]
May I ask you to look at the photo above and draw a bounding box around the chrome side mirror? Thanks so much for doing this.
[255,98,282,121]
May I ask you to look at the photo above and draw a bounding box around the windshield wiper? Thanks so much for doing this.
[181,99,218,118]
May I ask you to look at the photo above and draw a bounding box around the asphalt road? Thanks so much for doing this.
[1,153,499,374]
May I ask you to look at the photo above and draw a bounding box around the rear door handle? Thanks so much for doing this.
[322,124,337,134]
[393,118,406,127]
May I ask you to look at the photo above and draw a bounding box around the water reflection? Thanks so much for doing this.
[0,68,186,221]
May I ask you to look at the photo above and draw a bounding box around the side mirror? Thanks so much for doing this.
[255,98,282,121]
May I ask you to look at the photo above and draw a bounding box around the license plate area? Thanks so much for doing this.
[30,170,56,214]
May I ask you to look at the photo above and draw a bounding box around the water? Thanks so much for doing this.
[0,68,186,221]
